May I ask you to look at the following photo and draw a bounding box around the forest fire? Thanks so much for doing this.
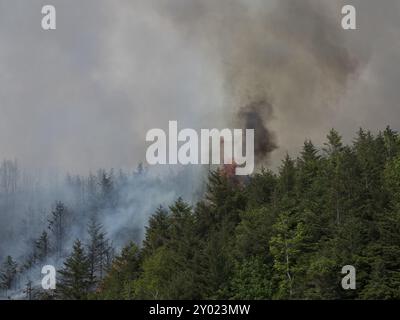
[219,136,236,178]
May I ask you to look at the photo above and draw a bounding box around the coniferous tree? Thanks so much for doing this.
[48,201,69,258]
[1,127,398,300]
[35,231,50,262]
[24,280,33,300]
[0,255,18,295]
[142,206,170,258]
[98,170,116,209]
[58,240,91,300]
[86,217,112,284]
[98,242,141,299]
[87,128,400,299]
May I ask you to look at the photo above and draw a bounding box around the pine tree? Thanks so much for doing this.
[48,201,68,258]
[0,255,18,295]
[322,129,347,226]
[142,206,170,258]
[24,280,33,300]
[359,154,400,299]
[35,231,50,262]
[58,240,91,300]
[278,154,296,196]
[383,126,400,161]
[53,127,400,300]
[97,242,141,299]
[297,140,320,193]
[245,169,277,208]
[86,217,112,284]
[98,170,116,209]
[324,129,344,155]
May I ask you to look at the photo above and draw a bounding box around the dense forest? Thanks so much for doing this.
[1,127,400,299]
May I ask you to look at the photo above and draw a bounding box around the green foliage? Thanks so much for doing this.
[132,246,179,299]
[58,239,92,300]
[86,217,113,284]
[142,206,170,258]
[228,257,273,299]
[270,214,309,299]
[0,256,18,293]
[97,242,141,299]
[93,127,400,300]
[35,231,50,262]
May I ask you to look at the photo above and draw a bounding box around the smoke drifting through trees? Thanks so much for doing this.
[1,0,400,299]
[0,163,205,298]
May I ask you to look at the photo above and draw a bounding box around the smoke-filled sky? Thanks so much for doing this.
[0,0,399,173]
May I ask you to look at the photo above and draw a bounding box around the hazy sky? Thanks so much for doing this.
[0,0,399,173]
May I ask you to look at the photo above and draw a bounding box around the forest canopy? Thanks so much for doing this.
[1,127,400,300]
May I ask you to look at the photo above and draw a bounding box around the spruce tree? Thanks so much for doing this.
[142,206,170,258]
[58,239,91,300]
[48,201,68,258]
[97,242,141,299]
[0,255,18,295]
[35,231,50,262]
[86,217,112,284]
[24,280,33,300]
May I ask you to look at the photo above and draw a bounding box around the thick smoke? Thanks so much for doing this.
[1,0,400,298]
[238,100,277,161]
[1,0,399,170]
[157,0,360,165]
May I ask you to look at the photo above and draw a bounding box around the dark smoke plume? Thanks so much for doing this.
[238,100,277,161]
[162,0,360,166]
